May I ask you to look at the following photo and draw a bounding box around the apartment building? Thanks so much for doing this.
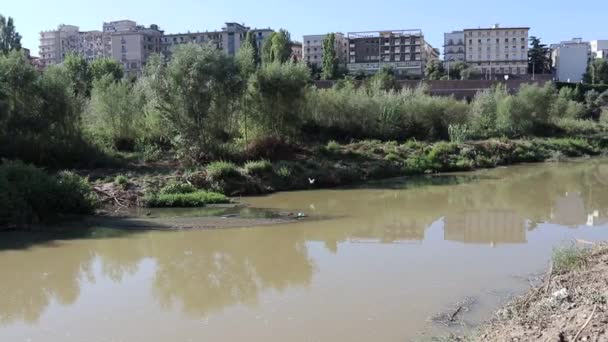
[290,42,303,62]
[39,21,273,73]
[347,29,438,78]
[591,40,608,59]
[160,23,272,59]
[551,38,590,83]
[463,25,529,78]
[444,31,465,64]
[302,33,348,67]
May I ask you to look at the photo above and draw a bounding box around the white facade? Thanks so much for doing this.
[463,25,529,77]
[444,31,465,64]
[591,40,608,59]
[551,38,590,83]
[302,33,348,67]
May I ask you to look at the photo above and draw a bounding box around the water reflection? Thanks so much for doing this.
[1,159,608,328]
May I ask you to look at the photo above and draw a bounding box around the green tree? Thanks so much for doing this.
[0,15,21,54]
[447,61,469,80]
[261,29,292,65]
[528,36,551,74]
[63,53,92,97]
[243,31,259,65]
[321,33,338,80]
[90,57,124,82]
[236,37,257,79]
[247,62,310,137]
[583,59,608,85]
[424,59,445,80]
[150,44,243,158]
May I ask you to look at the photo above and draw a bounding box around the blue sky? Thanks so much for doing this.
[3,0,608,56]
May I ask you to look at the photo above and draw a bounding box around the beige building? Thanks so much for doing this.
[463,25,529,78]
[290,42,303,62]
[302,33,348,67]
[40,21,273,73]
[347,29,438,78]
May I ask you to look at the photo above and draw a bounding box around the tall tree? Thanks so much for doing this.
[424,59,445,80]
[528,36,551,74]
[583,59,608,85]
[90,57,124,82]
[262,29,292,65]
[63,53,92,97]
[235,40,256,79]
[321,33,338,80]
[0,15,21,54]
[243,31,259,65]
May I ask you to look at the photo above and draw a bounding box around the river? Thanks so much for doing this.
[2,159,608,341]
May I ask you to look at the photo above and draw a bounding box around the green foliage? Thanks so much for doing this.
[148,44,243,160]
[447,61,470,80]
[275,165,292,178]
[552,246,587,274]
[85,75,146,150]
[63,53,92,97]
[321,33,338,80]
[114,175,128,187]
[528,36,552,74]
[425,59,445,80]
[262,29,292,65]
[206,161,240,180]
[144,190,229,208]
[448,124,470,143]
[0,15,21,54]
[246,62,310,138]
[325,140,340,152]
[159,182,196,194]
[90,57,124,82]
[584,59,608,85]
[243,159,273,176]
[0,160,97,226]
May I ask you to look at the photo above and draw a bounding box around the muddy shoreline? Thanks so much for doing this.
[443,243,608,342]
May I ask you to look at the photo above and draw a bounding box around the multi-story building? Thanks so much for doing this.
[444,31,465,65]
[290,42,303,62]
[302,33,348,67]
[346,29,438,78]
[463,25,529,78]
[590,40,608,59]
[39,21,273,73]
[551,38,591,83]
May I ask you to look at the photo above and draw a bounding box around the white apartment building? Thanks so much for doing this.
[591,40,608,59]
[39,25,80,67]
[444,31,465,64]
[551,38,590,83]
[302,33,348,67]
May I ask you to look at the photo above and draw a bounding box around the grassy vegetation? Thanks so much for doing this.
[552,246,588,274]
[143,190,229,208]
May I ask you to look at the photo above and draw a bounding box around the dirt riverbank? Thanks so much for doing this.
[468,243,608,342]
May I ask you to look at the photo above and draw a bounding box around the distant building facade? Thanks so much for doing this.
[290,42,303,62]
[551,38,590,83]
[591,40,608,59]
[302,33,348,67]
[39,21,273,73]
[463,25,529,78]
[346,29,438,78]
[443,31,465,65]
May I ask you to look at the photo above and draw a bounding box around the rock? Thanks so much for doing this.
[552,288,569,301]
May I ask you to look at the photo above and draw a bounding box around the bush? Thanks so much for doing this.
[159,182,197,194]
[243,159,273,176]
[552,246,587,274]
[144,190,229,208]
[206,161,241,180]
[0,160,97,226]
[114,175,128,188]
[243,135,296,161]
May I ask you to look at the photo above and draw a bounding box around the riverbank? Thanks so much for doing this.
[468,243,608,342]
[86,136,608,210]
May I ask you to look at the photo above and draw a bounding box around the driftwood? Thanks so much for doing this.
[573,305,597,342]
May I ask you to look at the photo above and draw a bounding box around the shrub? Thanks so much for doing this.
[114,175,128,188]
[243,135,296,161]
[243,159,273,176]
[552,246,587,274]
[159,182,196,195]
[144,190,229,208]
[206,161,241,180]
[326,140,340,153]
[448,124,470,143]
[275,165,292,178]
[0,160,97,226]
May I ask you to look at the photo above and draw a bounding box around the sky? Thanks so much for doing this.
[3,0,608,57]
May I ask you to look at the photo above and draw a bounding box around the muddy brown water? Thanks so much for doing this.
[3,159,608,341]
